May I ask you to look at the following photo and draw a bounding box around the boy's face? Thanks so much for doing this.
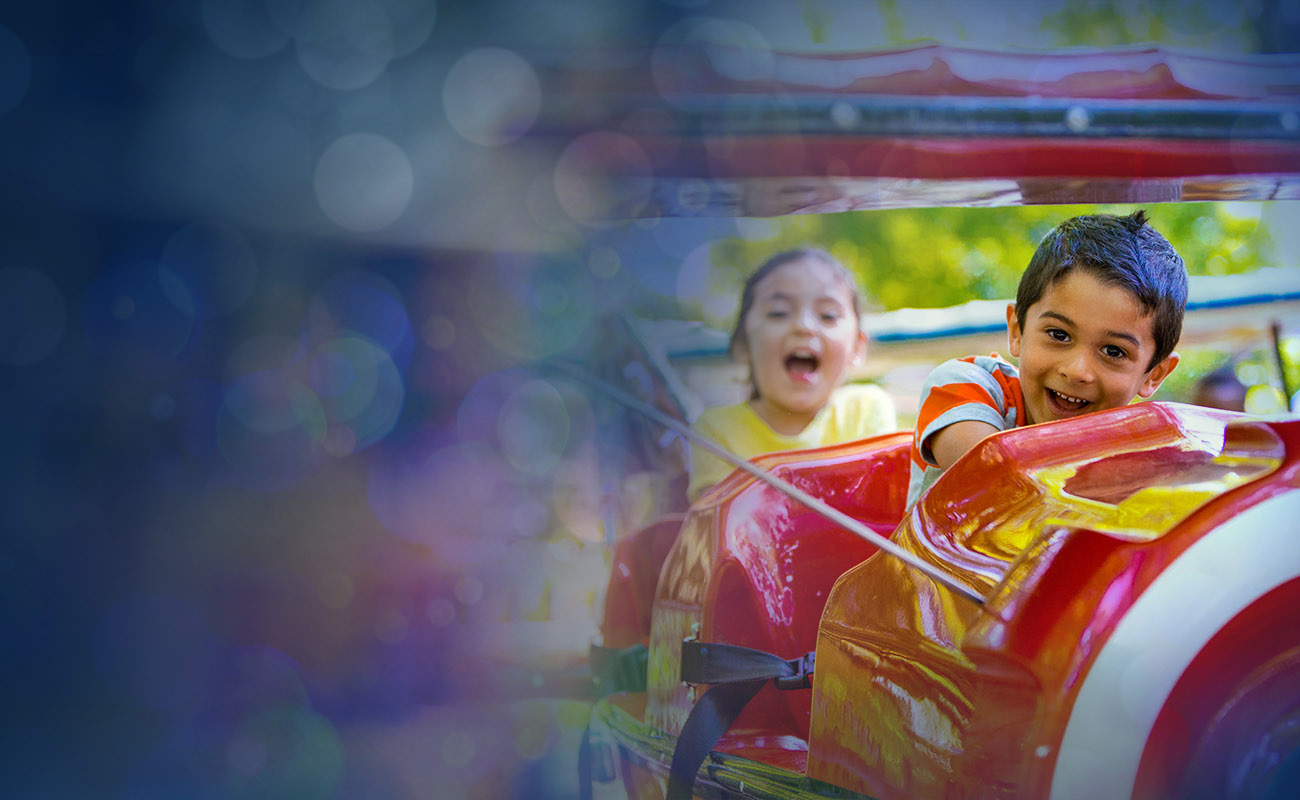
[1007,269,1178,426]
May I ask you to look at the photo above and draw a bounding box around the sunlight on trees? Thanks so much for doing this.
[674,201,1297,410]
[729,0,1272,55]
[699,203,1278,321]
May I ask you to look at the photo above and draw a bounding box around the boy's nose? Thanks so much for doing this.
[1060,351,1096,383]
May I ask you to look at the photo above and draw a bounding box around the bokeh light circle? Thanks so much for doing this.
[305,334,405,453]
[82,259,194,361]
[497,379,571,477]
[0,24,30,114]
[651,17,773,105]
[553,131,653,225]
[442,47,541,147]
[201,0,292,59]
[421,314,456,350]
[149,393,176,420]
[225,707,343,796]
[307,270,414,370]
[454,575,484,605]
[159,222,259,319]
[314,133,413,232]
[223,334,300,383]
[368,442,517,554]
[457,368,529,446]
[1245,383,1287,414]
[587,245,621,279]
[464,258,595,359]
[676,240,739,326]
[427,597,456,626]
[217,370,327,490]
[380,0,438,57]
[294,1,395,90]
[222,646,313,717]
[0,266,65,365]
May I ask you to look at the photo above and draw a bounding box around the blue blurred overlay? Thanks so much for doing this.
[4,2,1298,799]
[0,2,699,797]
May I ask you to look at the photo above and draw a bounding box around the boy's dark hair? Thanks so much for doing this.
[1015,210,1187,370]
[729,247,861,399]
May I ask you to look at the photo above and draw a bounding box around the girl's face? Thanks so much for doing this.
[735,258,866,433]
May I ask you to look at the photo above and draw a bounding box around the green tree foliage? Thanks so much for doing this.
[1038,0,1259,52]
[790,0,1264,52]
[701,203,1273,323]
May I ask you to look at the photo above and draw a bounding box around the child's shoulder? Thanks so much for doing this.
[917,354,1024,427]
[833,382,891,405]
[829,382,896,422]
[926,353,1019,386]
[693,399,756,431]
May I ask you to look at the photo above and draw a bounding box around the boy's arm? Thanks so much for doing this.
[908,356,1016,508]
[928,419,1001,470]
[913,356,1017,471]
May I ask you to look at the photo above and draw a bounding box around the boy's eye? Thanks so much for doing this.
[1046,328,1069,342]
[1102,344,1128,360]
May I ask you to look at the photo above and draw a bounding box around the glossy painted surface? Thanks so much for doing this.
[804,403,1298,799]
[606,402,1300,799]
[1060,495,1300,800]
[1131,575,1300,800]
[543,45,1300,216]
[645,432,913,741]
[601,514,686,649]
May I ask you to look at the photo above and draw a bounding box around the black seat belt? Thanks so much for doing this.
[666,641,815,800]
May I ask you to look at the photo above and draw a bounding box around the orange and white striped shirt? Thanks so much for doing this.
[907,355,1026,508]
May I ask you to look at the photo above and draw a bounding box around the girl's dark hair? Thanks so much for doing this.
[728,247,862,399]
[1015,210,1188,371]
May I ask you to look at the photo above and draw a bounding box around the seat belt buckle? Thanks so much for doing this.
[774,651,815,690]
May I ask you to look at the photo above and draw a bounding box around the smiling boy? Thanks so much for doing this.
[906,210,1187,508]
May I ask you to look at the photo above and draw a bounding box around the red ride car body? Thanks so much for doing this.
[576,40,1300,800]
[594,403,1300,799]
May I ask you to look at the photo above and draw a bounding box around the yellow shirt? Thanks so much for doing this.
[687,383,897,501]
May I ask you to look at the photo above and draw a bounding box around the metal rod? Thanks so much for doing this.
[544,359,988,607]
[1271,320,1295,409]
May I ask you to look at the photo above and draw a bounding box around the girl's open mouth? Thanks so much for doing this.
[785,352,820,381]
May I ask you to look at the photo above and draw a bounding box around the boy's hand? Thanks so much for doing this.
[930,420,1001,471]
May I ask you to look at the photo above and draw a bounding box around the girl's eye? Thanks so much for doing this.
[766,309,788,319]
[820,312,841,323]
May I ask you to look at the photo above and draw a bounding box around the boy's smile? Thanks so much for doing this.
[1007,269,1178,426]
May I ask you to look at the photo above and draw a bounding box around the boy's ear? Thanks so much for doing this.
[1137,352,1180,398]
[1005,303,1022,357]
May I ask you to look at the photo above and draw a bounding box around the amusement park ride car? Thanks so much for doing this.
[558,42,1300,800]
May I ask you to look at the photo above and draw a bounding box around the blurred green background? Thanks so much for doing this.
[677,203,1299,415]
